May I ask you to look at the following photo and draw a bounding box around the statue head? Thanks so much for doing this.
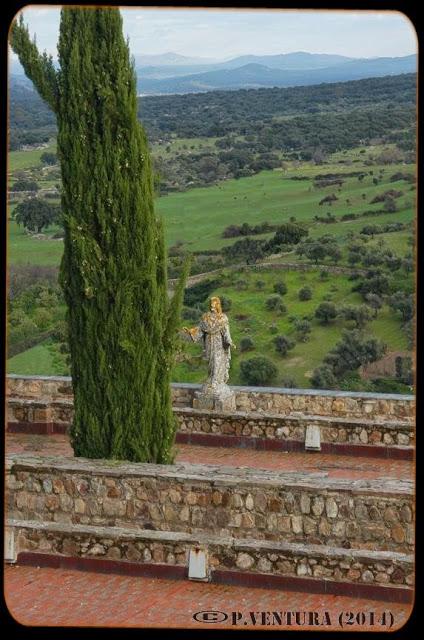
[210,296,223,315]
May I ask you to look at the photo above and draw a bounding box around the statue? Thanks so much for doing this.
[182,296,236,410]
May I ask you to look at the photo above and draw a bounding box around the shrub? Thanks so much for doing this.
[310,365,338,389]
[40,152,57,165]
[239,336,255,352]
[268,323,278,334]
[10,179,39,192]
[294,319,312,342]
[298,286,312,301]
[184,277,221,307]
[219,296,232,312]
[324,330,386,378]
[371,378,412,394]
[255,280,266,290]
[281,376,296,388]
[273,281,287,296]
[240,357,278,386]
[273,334,295,356]
[235,279,248,291]
[181,306,202,321]
[266,295,285,312]
[315,302,337,324]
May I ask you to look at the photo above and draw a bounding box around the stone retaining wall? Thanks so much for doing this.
[6,455,414,553]
[6,398,415,458]
[11,520,413,591]
[6,375,415,421]
[176,408,414,449]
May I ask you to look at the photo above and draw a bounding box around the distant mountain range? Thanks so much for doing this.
[136,53,417,95]
[10,50,417,96]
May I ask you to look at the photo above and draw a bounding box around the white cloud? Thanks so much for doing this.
[11,7,416,62]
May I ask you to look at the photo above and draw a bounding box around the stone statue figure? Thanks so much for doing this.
[182,296,236,410]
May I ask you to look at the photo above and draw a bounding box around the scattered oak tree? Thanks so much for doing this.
[15,198,61,233]
[240,356,277,386]
[314,301,337,324]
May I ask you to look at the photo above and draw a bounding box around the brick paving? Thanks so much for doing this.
[6,433,413,481]
[4,564,412,629]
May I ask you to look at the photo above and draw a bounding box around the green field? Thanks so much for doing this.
[173,268,408,387]
[7,340,68,376]
[7,267,408,384]
[8,148,414,266]
[7,142,414,385]
[8,142,57,172]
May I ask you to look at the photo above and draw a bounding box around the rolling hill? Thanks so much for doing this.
[137,54,416,94]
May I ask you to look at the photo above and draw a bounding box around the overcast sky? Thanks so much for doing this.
[10,7,417,61]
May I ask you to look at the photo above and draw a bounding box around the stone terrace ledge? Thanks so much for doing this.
[5,453,414,495]
[6,453,414,553]
[6,375,415,421]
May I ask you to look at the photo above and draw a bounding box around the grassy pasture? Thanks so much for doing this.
[173,268,408,387]
[6,143,414,383]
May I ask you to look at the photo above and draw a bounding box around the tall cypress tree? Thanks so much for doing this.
[10,8,188,463]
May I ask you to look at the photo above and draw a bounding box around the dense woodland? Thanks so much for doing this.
[10,72,416,148]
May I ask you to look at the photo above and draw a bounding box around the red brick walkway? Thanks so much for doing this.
[4,564,412,629]
[6,433,413,481]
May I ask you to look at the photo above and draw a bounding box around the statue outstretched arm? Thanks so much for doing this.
[180,326,203,343]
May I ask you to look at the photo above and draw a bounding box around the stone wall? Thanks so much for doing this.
[176,408,414,449]
[6,455,414,553]
[6,375,415,421]
[11,520,413,590]
[6,401,414,453]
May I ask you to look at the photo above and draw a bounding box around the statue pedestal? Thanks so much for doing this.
[193,383,236,412]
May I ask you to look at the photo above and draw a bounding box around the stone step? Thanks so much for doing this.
[7,518,413,602]
[7,454,414,554]
[6,398,414,458]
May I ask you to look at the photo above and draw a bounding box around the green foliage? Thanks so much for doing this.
[11,178,39,192]
[298,286,312,301]
[371,378,412,394]
[222,237,264,264]
[263,223,308,253]
[323,329,386,378]
[353,270,391,299]
[273,281,287,296]
[364,293,383,317]
[10,8,187,463]
[294,318,312,342]
[239,336,255,352]
[388,291,414,322]
[181,306,202,322]
[15,198,60,233]
[310,365,337,389]
[339,304,373,328]
[395,355,413,385]
[184,278,221,307]
[40,151,57,165]
[314,301,337,324]
[273,334,295,356]
[240,356,277,386]
[219,295,232,312]
[266,295,286,313]
[383,197,398,213]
